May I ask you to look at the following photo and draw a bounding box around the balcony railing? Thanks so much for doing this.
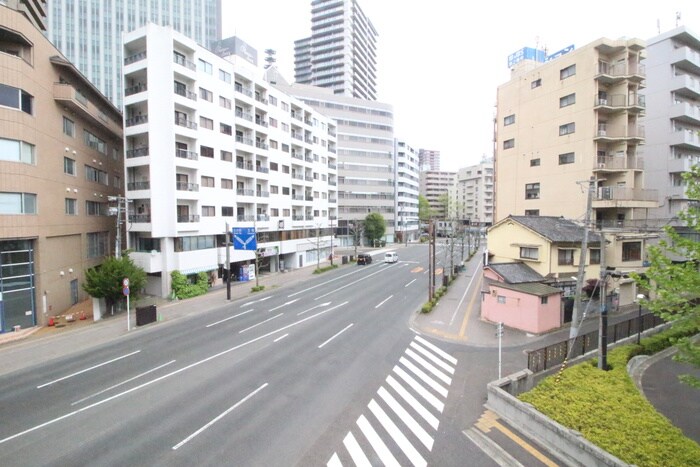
[173,54,196,71]
[256,191,270,198]
[127,181,150,190]
[125,83,147,96]
[126,147,149,158]
[255,141,269,150]
[176,182,199,192]
[175,149,198,160]
[234,83,253,97]
[292,215,305,221]
[177,214,200,223]
[255,165,269,173]
[236,135,254,145]
[175,117,197,129]
[236,161,254,171]
[237,215,255,222]
[174,85,197,100]
[595,156,644,170]
[292,195,305,201]
[129,214,151,223]
[237,189,255,196]
[125,115,148,127]
[596,186,658,202]
[124,51,147,65]
[257,214,270,221]
[235,109,253,121]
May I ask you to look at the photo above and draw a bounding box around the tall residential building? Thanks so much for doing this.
[123,25,338,297]
[294,0,378,100]
[452,160,495,226]
[47,0,222,108]
[268,72,396,244]
[643,26,700,222]
[0,4,123,331]
[4,0,46,31]
[419,148,440,171]
[395,140,421,242]
[420,170,456,220]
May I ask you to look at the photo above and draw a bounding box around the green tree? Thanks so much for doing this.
[634,164,700,388]
[83,254,147,311]
[364,212,386,246]
[418,195,432,222]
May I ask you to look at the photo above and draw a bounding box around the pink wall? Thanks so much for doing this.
[482,285,561,334]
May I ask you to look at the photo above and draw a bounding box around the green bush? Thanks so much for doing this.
[171,271,209,299]
[313,264,339,274]
[251,285,265,293]
[421,303,433,313]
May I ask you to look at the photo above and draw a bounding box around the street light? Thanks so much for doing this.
[636,293,645,344]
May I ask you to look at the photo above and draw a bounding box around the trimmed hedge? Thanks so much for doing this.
[519,326,700,467]
[313,264,339,274]
[171,271,209,299]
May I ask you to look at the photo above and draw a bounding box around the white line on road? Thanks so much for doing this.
[357,414,401,467]
[385,375,439,430]
[287,267,368,298]
[239,313,283,333]
[318,323,353,349]
[405,279,417,288]
[297,302,331,316]
[343,431,372,467]
[393,366,444,413]
[37,350,142,389]
[449,264,481,326]
[375,295,393,309]
[273,333,288,342]
[327,452,343,467]
[241,296,271,307]
[71,360,176,406]
[368,399,426,467]
[414,335,457,365]
[172,383,268,450]
[410,341,455,374]
[269,299,298,312]
[377,386,433,450]
[404,348,452,386]
[206,309,255,328]
[400,357,448,398]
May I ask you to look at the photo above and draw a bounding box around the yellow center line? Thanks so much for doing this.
[458,275,482,339]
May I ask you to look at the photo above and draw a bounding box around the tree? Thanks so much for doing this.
[634,164,700,388]
[83,254,147,312]
[364,212,386,246]
[418,195,432,224]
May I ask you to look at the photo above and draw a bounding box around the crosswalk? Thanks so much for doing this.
[327,335,457,466]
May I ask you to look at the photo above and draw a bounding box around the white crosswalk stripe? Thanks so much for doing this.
[327,335,457,466]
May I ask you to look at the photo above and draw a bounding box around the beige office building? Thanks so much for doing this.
[495,37,656,229]
[452,160,494,226]
[0,5,123,331]
[419,170,456,220]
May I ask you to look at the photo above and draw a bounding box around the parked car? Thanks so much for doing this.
[357,253,372,265]
[384,252,398,263]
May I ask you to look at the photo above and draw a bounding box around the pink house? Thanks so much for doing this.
[482,263,562,334]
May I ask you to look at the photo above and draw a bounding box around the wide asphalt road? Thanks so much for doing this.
[0,244,496,466]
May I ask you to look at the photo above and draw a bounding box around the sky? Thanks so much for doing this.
[221,0,700,171]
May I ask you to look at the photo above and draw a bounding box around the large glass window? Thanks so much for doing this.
[0,192,36,214]
[64,157,76,175]
[520,247,538,260]
[0,84,32,114]
[87,232,108,258]
[525,183,540,199]
[63,117,75,137]
[0,138,35,164]
[622,242,641,261]
[558,249,575,265]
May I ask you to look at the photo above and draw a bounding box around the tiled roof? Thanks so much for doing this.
[486,262,544,284]
[507,216,601,244]
[487,279,562,297]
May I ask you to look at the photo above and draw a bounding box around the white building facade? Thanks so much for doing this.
[452,160,495,227]
[123,24,338,297]
[395,140,421,242]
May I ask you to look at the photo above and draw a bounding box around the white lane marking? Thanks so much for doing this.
[357,414,401,467]
[37,350,141,389]
[1,302,349,446]
[405,348,452,386]
[327,452,343,467]
[368,399,426,467]
[343,431,372,467]
[314,267,393,301]
[386,375,439,430]
[399,357,448,398]
[269,299,298,312]
[206,309,254,328]
[449,266,481,326]
[393,366,444,412]
[414,335,458,365]
[375,295,393,309]
[241,296,272,307]
[297,302,331,316]
[239,313,283,333]
[377,386,433,450]
[273,333,288,343]
[288,267,370,298]
[172,383,268,450]
[404,279,417,288]
[318,323,353,349]
[71,360,176,406]
[410,341,455,375]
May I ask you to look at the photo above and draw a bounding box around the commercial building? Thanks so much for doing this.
[643,26,700,222]
[418,148,440,172]
[123,24,338,297]
[419,170,456,220]
[452,159,495,227]
[395,140,420,242]
[294,0,378,100]
[0,4,123,331]
[47,0,221,108]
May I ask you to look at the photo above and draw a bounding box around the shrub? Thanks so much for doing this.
[313,264,339,274]
[251,285,265,292]
[171,271,209,299]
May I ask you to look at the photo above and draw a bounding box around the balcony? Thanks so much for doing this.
[235,109,253,122]
[668,156,697,174]
[594,156,644,171]
[176,149,198,160]
[256,191,270,198]
[236,135,254,146]
[671,74,700,100]
[594,125,645,142]
[125,83,147,96]
[124,51,146,65]
[257,214,270,221]
[292,194,305,201]
[235,83,253,97]
[292,215,305,221]
[595,61,646,83]
[126,147,149,159]
[593,186,658,209]
[128,214,151,223]
[237,215,255,222]
[173,54,196,71]
[670,46,700,75]
[176,182,199,192]
[52,83,122,138]
[236,161,254,171]
[174,85,197,101]
[291,152,303,160]
[255,141,269,150]
[175,117,197,130]
[177,214,200,223]
[255,165,269,173]
[125,114,148,127]
[670,129,700,150]
[670,102,700,126]
[236,189,255,196]
[127,181,150,190]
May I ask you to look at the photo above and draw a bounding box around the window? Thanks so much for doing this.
[199,87,213,102]
[0,138,35,164]
[85,165,108,185]
[519,247,538,260]
[219,96,231,109]
[85,200,106,216]
[622,242,641,261]
[65,198,77,215]
[497,296,506,304]
[589,248,600,265]
[0,84,33,114]
[559,152,575,164]
[282,165,290,174]
[201,176,214,188]
[270,162,278,171]
[540,296,548,305]
[221,206,233,216]
[524,209,539,216]
[530,158,540,167]
[218,69,231,83]
[269,140,278,149]
[525,183,540,199]
[64,157,76,175]
[503,138,515,149]
[221,150,232,162]
[281,143,290,152]
[271,208,279,216]
[281,122,289,132]
[281,101,289,111]
[559,122,575,136]
[84,130,106,154]
[221,178,233,189]
[283,208,290,216]
[197,59,212,74]
[202,206,215,217]
[282,187,290,195]
[270,185,279,194]
[269,117,278,128]
[63,117,75,137]
[504,114,515,126]
[199,117,213,130]
[558,249,575,265]
[220,123,232,135]
[87,232,108,258]
[0,192,36,214]
[200,146,214,158]
[269,95,277,106]
[560,64,576,79]
[560,93,576,107]
[531,78,542,89]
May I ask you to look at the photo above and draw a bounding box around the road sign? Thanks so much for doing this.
[123,278,130,287]
[123,286,130,296]
[232,227,257,251]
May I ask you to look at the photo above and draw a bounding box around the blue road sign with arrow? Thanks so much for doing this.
[232,227,257,250]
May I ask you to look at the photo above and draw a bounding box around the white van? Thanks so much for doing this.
[384,252,398,263]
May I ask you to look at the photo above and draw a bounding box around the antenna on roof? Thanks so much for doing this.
[264,49,276,69]
[676,11,681,27]
[657,19,661,34]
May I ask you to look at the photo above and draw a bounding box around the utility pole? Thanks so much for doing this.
[598,231,609,370]
[225,222,231,300]
[570,177,595,339]
[431,219,436,298]
[428,219,434,301]
[330,218,334,266]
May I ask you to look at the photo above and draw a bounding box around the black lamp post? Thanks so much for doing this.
[636,293,645,344]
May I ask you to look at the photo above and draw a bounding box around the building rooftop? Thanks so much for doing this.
[486,262,544,284]
[504,215,601,245]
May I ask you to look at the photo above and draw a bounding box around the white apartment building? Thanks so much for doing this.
[395,140,420,242]
[123,24,338,297]
[643,26,700,222]
[420,170,456,220]
[294,0,378,100]
[48,0,221,108]
[451,160,495,227]
[419,148,440,172]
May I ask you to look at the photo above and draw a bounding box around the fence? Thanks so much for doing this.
[527,313,665,373]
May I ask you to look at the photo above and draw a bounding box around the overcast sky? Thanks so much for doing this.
[222,1,700,171]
